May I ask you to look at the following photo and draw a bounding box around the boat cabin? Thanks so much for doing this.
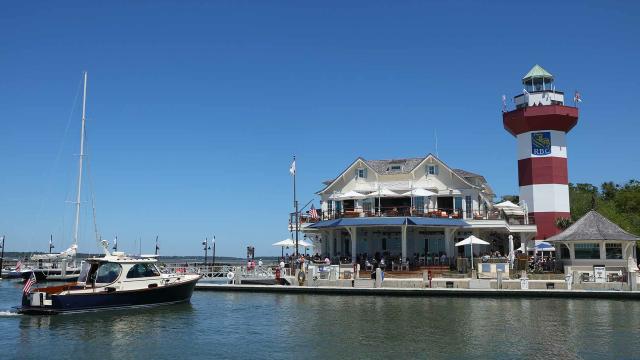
[77,252,163,290]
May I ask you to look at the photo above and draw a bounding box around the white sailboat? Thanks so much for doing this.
[24,72,90,282]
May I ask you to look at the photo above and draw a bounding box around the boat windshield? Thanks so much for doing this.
[126,263,161,278]
[77,262,92,284]
[95,263,122,284]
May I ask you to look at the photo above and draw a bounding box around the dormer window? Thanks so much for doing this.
[427,165,439,175]
[356,168,367,179]
[390,165,402,171]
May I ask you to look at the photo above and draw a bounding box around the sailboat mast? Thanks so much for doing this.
[73,71,88,247]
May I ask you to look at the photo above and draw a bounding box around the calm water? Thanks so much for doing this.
[1,280,639,359]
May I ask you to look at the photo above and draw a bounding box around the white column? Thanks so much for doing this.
[569,243,575,260]
[329,230,335,257]
[324,231,329,256]
[461,197,467,219]
[599,241,606,260]
[445,228,456,258]
[350,227,357,263]
[401,225,407,261]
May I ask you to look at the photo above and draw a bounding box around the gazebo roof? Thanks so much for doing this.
[522,64,553,82]
[547,210,639,242]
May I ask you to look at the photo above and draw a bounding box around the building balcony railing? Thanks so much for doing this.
[292,207,535,225]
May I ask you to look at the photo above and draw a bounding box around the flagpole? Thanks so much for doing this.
[293,155,299,258]
[0,236,5,279]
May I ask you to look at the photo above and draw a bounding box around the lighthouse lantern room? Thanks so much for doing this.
[503,65,579,240]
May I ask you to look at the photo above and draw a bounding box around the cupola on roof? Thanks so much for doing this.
[522,64,554,84]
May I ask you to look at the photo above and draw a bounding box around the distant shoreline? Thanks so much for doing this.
[0,252,281,262]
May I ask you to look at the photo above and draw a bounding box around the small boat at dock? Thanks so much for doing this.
[18,242,201,315]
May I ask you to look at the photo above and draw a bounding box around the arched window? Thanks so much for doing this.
[127,263,161,278]
[95,263,122,284]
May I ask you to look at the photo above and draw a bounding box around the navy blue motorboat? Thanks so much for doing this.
[18,245,201,315]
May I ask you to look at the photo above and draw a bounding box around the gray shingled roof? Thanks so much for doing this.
[319,155,494,195]
[364,158,423,175]
[453,169,483,178]
[547,210,639,242]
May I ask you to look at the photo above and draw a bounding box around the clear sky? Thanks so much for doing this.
[1,1,639,257]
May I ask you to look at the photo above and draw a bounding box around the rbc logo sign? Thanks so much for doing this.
[531,132,551,155]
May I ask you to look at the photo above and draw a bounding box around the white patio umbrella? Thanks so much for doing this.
[272,238,295,247]
[368,188,398,197]
[338,190,366,200]
[494,200,524,216]
[401,188,436,197]
[272,238,295,258]
[402,188,436,214]
[297,239,313,248]
[494,200,519,208]
[368,188,399,214]
[455,235,490,272]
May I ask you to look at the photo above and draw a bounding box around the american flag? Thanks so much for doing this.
[574,90,582,103]
[23,272,36,294]
[309,204,319,220]
[15,260,22,271]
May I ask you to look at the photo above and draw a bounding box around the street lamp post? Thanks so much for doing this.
[202,238,211,266]
[212,236,216,268]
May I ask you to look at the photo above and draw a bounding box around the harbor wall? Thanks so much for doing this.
[195,283,640,300]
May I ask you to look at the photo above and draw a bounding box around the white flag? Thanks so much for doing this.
[289,159,296,175]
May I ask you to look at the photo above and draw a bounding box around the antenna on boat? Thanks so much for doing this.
[73,71,88,249]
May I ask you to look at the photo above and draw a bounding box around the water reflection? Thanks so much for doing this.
[2,280,640,360]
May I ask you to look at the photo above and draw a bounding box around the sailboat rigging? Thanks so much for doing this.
[25,72,90,281]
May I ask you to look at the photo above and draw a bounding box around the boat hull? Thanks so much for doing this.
[18,276,201,315]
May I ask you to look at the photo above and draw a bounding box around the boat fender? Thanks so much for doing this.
[297,271,306,284]
[227,271,235,280]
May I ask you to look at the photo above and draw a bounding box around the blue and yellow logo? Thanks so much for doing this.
[531,132,551,155]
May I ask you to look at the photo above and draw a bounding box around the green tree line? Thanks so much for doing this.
[500,180,640,236]
[564,180,640,235]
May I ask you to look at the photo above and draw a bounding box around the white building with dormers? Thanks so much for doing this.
[301,154,537,266]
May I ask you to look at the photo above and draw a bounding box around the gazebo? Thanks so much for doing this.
[547,210,639,282]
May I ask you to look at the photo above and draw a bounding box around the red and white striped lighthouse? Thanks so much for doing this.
[503,65,579,239]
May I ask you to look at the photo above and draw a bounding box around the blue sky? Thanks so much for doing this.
[1,1,638,256]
